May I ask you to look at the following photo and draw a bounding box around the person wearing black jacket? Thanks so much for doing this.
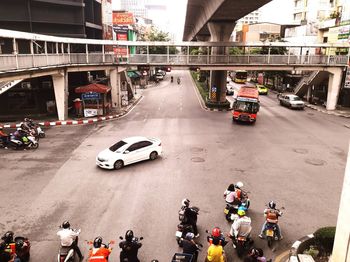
[119,230,142,262]
[182,233,200,262]
[182,199,199,237]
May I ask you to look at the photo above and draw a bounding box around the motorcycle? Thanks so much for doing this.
[261,206,284,248]
[9,133,39,150]
[205,230,227,247]
[176,206,199,247]
[3,236,31,262]
[57,228,81,262]
[177,78,181,84]
[28,121,45,138]
[224,191,250,222]
[171,76,174,83]
[232,235,253,258]
[86,239,115,261]
[119,234,143,262]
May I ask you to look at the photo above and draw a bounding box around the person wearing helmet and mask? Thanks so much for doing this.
[119,230,142,262]
[229,209,252,247]
[206,236,226,262]
[181,199,199,237]
[182,232,200,262]
[88,236,111,262]
[207,227,227,247]
[57,221,84,261]
[259,201,283,240]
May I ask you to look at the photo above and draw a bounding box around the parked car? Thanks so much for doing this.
[96,136,162,170]
[226,85,234,96]
[155,72,164,80]
[256,84,268,95]
[157,69,166,76]
[279,94,305,109]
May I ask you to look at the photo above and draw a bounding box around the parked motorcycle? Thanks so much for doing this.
[224,190,250,222]
[57,228,81,262]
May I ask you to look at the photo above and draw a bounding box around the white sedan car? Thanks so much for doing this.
[96,136,162,170]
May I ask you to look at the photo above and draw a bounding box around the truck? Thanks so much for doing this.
[232,86,260,123]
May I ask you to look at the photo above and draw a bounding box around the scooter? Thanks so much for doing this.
[224,191,250,222]
[119,234,143,262]
[176,206,199,246]
[57,228,81,262]
[261,206,284,248]
[9,133,39,150]
[2,235,31,262]
[177,78,181,84]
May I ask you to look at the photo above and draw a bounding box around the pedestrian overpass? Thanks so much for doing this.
[0,29,349,120]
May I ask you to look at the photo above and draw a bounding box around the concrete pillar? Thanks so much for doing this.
[207,21,235,104]
[326,68,343,110]
[52,71,68,120]
[331,142,350,262]
[109,68,121,110]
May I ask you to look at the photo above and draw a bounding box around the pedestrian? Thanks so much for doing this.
[73,98,82,118]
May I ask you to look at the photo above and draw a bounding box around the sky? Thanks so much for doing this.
[112,0,294,41]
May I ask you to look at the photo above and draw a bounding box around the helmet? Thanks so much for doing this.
[268,201,276,209]
[211,227,221,238]
[235,181,244,189]
[238,205,247,212]
[2,231,14,243]
[93,236,103,248]
[125,230,134,242]
[181,198,190,207]
[237,209,246,217]
[185,232,194,240]
[62,221,70,229]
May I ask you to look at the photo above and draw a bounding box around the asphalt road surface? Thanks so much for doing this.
[0,70,349,261]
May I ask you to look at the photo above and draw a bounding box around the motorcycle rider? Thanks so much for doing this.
[88,236,112,262]
[0,240,12,262]
[0,127,9,149]
[57,221,84,261]
[228,209,252,247]
[258,201,283,240]
[181,198,199,237]
[206,237,226,262]
[171,76,174,83]
[177,77,181,84]
[207,227,227,247]
[182,232,200,262]
[119,230,142,262]
[245,247,267,262]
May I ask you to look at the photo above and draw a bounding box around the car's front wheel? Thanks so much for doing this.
[149,151,158,160]
[114,160,124,170]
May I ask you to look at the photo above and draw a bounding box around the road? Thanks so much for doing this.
[0,70,349,261]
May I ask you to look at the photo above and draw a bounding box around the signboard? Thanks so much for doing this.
[84,108,102,117]
[82,92,101,100]
[113,12,134,25]
[117,33,128,41]
[344,66,350,89]
[113,25,128,33]
[113,47,127,56]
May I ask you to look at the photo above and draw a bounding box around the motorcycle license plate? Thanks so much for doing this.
[266,229,274,237]
[224,208,229,214]
[175,231,182,238]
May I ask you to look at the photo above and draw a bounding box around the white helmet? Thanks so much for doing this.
[182,198,190,207]
[235,181,244,189]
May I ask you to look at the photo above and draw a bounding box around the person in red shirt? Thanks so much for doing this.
[88,237,112,262]
[73,98,82,118]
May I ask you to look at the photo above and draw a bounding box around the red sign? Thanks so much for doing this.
[113,12,134,25]
[114,47,128,56]
[117,34,128,41]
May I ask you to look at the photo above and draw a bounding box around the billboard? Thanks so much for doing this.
[113,12,134,25]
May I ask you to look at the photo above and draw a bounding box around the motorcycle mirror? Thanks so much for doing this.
[119,236,123,240]
[139,237,144,240]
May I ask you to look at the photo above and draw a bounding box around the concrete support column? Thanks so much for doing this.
[207,21,235,104]
[109,68,121,110]
[326,68,343,110]
[331,143,350,262]
[52,71,68,120]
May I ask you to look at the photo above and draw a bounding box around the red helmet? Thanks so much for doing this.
[212,227,221,237]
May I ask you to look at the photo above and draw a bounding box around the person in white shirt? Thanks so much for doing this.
[57,221,84,261]
[229,209,252,240]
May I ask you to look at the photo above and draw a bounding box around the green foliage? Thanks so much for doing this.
[229,47,244,55]
[190,71,209,101]
[303,245,320,258]
[136,26,176,54]
[314,227,336,254]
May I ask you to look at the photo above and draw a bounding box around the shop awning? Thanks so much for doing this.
[75,83,111,94]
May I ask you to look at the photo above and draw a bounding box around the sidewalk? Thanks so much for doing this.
[0,90,144,129]
[304,103,350,118]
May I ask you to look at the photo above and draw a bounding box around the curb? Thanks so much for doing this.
[305,104,350,118]
[289,233,315,261]
[0,95,143,129]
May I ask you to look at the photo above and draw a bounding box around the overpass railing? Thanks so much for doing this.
[0,29,349,73]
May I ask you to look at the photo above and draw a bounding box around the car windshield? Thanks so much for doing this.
[109,140,127,152]
[291,96,301,101]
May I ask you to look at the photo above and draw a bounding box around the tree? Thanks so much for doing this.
[136,26,176,54]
